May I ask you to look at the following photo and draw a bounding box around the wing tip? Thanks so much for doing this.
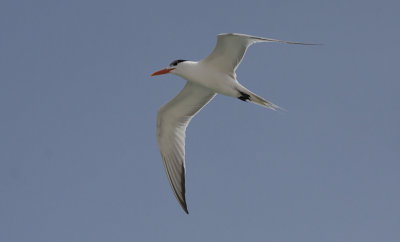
[162,155,190,214]
[216,33,321,45]
[176,190,189,214]
[178,171,189,214]
[172,182,190,214]
[182,202,189,214]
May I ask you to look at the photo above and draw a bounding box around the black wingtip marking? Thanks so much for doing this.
[183,205,189,214]
[181,197,189,214]
[180,167,189,214]
[238,91,251,102]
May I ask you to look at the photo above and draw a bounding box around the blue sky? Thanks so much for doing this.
[1,0,399,241]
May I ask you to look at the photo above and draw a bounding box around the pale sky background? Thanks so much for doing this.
[1,0,399,241]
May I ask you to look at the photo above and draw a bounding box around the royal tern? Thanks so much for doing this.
[151,33,315,214]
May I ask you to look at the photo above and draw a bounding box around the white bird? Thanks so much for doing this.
[151,33,316,214]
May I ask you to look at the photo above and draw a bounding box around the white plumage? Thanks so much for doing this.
[151,33,315,213]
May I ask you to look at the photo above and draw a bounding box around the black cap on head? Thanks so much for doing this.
[169,59,187,67]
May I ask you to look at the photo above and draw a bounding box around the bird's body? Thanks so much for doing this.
[171,61,247,101]
[151,33,316,214]
[174,61,236,96]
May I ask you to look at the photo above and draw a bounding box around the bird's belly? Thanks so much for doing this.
[184,71,238,97]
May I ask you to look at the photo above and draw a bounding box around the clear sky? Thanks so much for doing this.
[1,0,399,241]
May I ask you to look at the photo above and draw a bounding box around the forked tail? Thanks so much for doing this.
[237,89,284,111]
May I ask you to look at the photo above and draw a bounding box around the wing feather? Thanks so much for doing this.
[157,82,216,214]
[201,33,317,75]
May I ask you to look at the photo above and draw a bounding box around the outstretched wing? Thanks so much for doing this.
[157,82,216,214]
[201,33,316,76]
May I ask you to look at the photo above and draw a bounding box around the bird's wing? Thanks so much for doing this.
[201,33,316,76]
[157,82,216,214]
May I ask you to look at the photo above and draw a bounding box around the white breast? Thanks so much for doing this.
[175,61,240,97]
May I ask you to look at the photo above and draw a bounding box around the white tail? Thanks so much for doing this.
[237,85,284,111]
[248,91,283,111]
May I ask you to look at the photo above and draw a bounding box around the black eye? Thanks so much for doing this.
[169,59,187,66]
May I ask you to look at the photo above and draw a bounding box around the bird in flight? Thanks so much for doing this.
[151,33,316,214]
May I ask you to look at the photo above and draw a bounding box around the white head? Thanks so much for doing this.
[151,59,188,77]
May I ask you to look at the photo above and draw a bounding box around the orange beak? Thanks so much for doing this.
[151,67,174,76]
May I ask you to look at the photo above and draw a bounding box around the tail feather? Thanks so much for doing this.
[238,89,284,111]
[248,92,284,111]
